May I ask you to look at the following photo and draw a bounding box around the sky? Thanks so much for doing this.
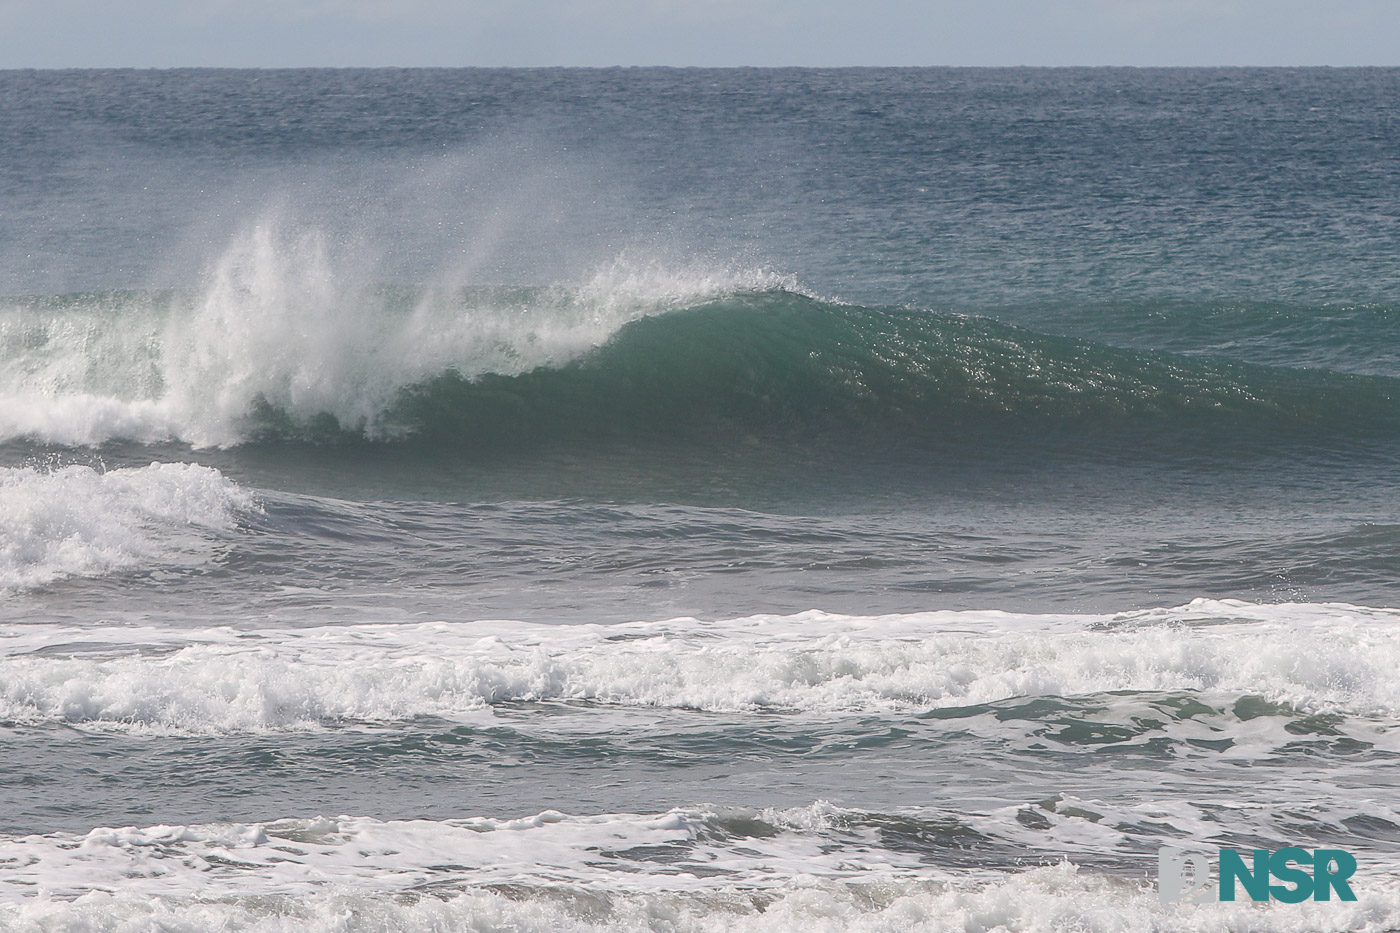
[0,0,1397,68]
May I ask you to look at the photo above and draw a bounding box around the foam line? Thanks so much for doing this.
[3,601,1398,732]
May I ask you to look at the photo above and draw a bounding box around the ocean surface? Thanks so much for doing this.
[2,67,1400,931]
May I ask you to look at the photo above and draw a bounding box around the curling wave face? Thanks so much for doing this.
[2,226,1398,454]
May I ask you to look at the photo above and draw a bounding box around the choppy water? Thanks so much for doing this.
[2,68,1400,932]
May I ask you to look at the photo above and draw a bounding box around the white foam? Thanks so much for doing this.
[0,804,919,899]
[2,879,1395,933]
[0,462,255,591]
[6,876,1395,933]
[3,600,1399,732]
[0,221,792,447]
[0,805,1395,932]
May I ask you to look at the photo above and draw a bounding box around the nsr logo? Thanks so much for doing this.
[1158,848,1358,904]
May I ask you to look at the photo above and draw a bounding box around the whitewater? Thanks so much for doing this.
[4,67,1400,933]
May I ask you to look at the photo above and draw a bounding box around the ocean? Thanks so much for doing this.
[1,67,1399,931]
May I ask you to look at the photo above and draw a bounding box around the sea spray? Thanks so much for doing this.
[0,221,791,447]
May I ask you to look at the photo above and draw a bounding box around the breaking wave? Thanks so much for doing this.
[2,224,1397,454]
[0,222,792,447]
[0,462,254,591]
[4,601,1400,733]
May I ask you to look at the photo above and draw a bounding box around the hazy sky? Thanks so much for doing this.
[2,0,1397,68]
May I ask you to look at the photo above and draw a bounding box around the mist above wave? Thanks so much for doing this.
[0,219,789,448]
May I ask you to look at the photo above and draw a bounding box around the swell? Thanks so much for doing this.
[999,298,1400,379]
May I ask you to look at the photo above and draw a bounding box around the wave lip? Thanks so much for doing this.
[0,462,255,591]
[4,600,1399,732]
